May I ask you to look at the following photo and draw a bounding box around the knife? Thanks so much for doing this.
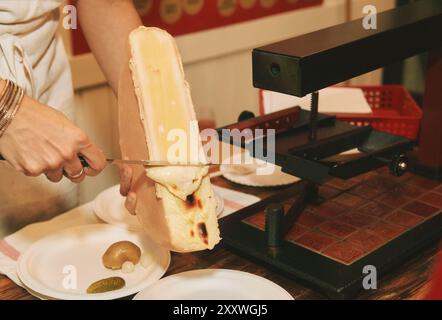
[106,159,210,167]
[0,154,209,168]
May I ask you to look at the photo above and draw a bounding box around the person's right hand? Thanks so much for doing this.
[0,94,107,183]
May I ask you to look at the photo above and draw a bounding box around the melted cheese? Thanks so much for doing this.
[146,166,209,201]
[129,27,202,162]
[128,27,220,251]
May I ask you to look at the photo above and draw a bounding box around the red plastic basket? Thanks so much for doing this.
[335,85,422,140]
[259,85,423,140]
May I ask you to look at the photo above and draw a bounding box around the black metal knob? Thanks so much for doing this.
[389,154,408,177]
[265,203,284,248]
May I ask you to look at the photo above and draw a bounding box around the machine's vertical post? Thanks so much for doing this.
[418,48,442,179]
[265,203,284,249]
[309,91,319,141]
[306,182,320,204]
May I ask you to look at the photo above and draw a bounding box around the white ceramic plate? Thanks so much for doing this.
[17,224,170,300]
[93,185,224,231]
[93,185,142,231]
[220,155,299,187]
[133,269,294,300]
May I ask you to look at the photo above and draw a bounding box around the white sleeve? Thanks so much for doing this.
[0,0,63,24]
[0,34,36,98]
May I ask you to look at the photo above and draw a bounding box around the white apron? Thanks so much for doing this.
[0,0,77,237]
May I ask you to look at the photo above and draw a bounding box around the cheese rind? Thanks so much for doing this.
[127,27,220,252]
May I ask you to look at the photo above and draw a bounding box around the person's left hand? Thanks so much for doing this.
[119,164,137,215]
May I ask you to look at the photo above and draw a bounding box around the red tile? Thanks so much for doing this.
[376,191,411,208]
[317,221,357,239]
[384,210,424,228]
[332,193,366,208]
[294,231,336,252]
[285,224,310,241]
[243,213,265,230]
[318,185,341,200]
[347,230,385,252]
[377,167,413,182]
[340,212,377,228]
[358,170,379,182]
[297,212,326,228]
[350,184,381,200]
[376,166,390,175]
[325,177,361,191]
[364,176,397,192]
[366,221,407,240]
[403,201,439,218]
[322,241,365,264]
[408,176,440,190]
[435,185,442,195]
[396,183,427,198]
[420,192,442,209]
[357,201,393,218]
[396,173,414,183]
[308,201,347,219]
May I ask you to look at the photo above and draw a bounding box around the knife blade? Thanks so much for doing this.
[106,159,210,167]
[0,154,209,168]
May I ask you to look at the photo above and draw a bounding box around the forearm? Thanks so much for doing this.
[76,0,142,94]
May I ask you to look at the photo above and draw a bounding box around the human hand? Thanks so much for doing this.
[0,94,106,183]
[119,164,137,215]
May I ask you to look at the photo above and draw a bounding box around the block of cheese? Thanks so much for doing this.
[118,27,220,252]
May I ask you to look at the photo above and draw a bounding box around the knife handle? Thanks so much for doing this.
[78,155,90,168]
[0,154,90,168]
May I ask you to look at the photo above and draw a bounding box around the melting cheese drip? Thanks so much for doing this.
[146,166,209,201]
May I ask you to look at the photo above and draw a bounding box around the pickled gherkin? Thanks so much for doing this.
[87,277,125,294]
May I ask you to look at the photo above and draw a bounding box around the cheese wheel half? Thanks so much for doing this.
[118,27,220,252]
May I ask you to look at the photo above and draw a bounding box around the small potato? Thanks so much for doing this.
[122,261,135,274]
[102,241,141,270]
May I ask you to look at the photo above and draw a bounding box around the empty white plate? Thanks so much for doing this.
[93,185,224,231]
[133,269,294,300]
[220,155,299,187]
[93,186,142,231]
[17,224,170,300]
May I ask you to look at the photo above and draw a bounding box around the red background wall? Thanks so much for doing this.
[70,0,323,55]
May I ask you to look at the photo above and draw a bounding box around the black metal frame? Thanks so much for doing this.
[219,184,442,299]
[218,109,415,184]
[252,0,442,97]
[217,0,442,300]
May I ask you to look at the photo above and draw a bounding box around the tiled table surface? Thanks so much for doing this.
[1,171,441,300]
[245,168,442,266]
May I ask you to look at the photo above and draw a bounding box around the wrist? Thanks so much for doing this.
[0,79,25,137]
